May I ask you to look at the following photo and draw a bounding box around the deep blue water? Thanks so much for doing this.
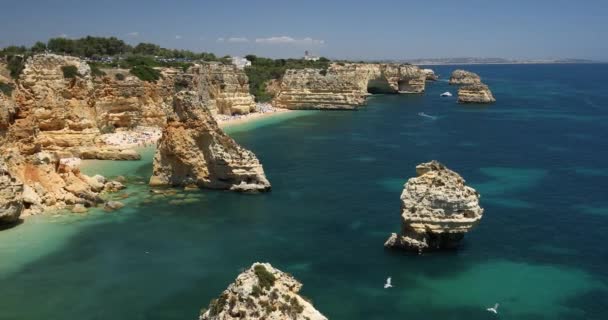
[1,64,608,320]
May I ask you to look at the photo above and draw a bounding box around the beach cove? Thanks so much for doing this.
[1,64,607,320]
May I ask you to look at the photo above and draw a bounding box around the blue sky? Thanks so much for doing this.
[1,0,606,60]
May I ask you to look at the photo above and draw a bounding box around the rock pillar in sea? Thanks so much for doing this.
[149,91,271,192]
[199,262,327,320]
[384,160,484,252]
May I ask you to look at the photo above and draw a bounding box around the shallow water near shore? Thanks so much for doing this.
[1,64,608,319]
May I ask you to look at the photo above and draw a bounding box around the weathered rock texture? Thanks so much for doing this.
[384,161,484,252]
[150,91,270,192]
[0,156,24,224]
[273,63,426,110]
[458,84,496,104]
[199,263,327,320]
[192,63,256,115]
[93,68,177,129]
[449,69,481,85]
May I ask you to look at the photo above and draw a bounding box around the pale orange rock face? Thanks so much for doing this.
[273,63,426,110]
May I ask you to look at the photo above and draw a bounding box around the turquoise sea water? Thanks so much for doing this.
[1,64,608,319]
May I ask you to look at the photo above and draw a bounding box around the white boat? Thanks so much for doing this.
[440,91,452,97]
[418,112,437,120]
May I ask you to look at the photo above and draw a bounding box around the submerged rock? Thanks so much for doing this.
[103,201,124,212]
[150,91,270,192]
[384,161,484,252]
[199,262,327,320]
[449,69,482,85]
[457,84,496,104]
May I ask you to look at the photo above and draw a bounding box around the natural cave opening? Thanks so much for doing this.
[398,79,415,93]
[366,77,394,94]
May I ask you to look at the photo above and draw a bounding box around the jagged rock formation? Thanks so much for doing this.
[199,263,327,320]
[149,91,270,192]
[384,161,484,252]
[449,69,481,85]
[273,63,426,109]
[422,68,438,81]
[458,84,496,104]
[0,157,24,224]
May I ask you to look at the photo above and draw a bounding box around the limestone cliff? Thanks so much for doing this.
[187,63,256,115]
[385,161,484,252]
[273,63,426,109]
[458,84,496,104]
[149,91,270,192]
[93,68,177,129]
[422,68,438,81]
[199,263,327,320]
[449,69,481,85]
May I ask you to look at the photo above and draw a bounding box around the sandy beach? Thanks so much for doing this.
[216,103,293,128]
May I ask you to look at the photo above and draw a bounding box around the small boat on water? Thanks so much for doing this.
[418,112,438,120]
[440,91,453,97]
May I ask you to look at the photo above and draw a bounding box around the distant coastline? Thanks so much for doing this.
[370,58,604,65]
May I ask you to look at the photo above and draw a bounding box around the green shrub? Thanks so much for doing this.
[100,124,116,134]
[0,81,14,96]
[61,65,80,78]
[89,63,106,77]
[114,73,125,81]
[254,264,276,290]
[251,285,263,297]
[130,65,160,82]
[6,55,26,79]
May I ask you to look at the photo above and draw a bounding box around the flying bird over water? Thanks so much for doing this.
[384,277,393,288]
[486,303,499,314]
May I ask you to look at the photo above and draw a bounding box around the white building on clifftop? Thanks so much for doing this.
[304,50,320,61]
[231,56,251,69]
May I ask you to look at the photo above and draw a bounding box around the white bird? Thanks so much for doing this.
[486,303,499,314]
[384,277,393,289]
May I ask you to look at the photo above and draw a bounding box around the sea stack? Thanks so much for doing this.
[449,69,481,85]
[199,262,327,320]
[422,68,438,81]
[384,161,484,252]
[150,91,271,192]
[458,84,496,104]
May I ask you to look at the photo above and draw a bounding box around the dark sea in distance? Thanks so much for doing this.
[0,64,607,320]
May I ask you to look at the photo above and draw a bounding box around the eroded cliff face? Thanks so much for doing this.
[13,54,98,153]
[458,84,496,104]
[199,263,327,320]
[150,91,270,192]
[385,161,484,252]
[273,63,426,109]
[93,68,177,129]
[0,156,24,225]
[188,63,256,115]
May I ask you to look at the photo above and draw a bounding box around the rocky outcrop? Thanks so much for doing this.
[458,84,496,104]
[0,157,24,224]
[199,262,327,320]
[273,63,426,110]
[422,68,438,81]
[449,70,481,85]
[150,91,270,192]
[384,161,484,252]
[0,92,16,131]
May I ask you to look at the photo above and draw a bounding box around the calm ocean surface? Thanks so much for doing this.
[1,64,607,319]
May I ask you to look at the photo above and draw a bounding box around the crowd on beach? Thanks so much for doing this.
[100,127,162,148]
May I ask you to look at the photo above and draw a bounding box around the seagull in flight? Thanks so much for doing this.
[384,277,393,289]
[486,303,499,314]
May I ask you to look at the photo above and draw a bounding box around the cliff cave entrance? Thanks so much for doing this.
[398,79,415,93]
[367,77,394,94]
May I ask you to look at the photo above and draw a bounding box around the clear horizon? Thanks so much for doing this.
[1,0,607,61]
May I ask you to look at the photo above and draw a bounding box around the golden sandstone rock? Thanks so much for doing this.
[385,161,484,252]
